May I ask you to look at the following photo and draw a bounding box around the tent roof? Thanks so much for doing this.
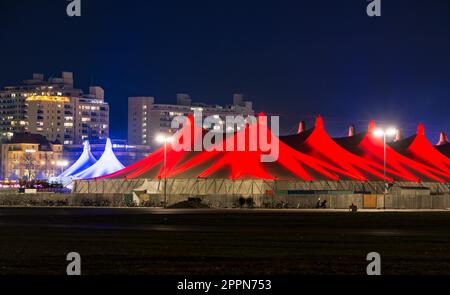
[281,116,395,181]
[100,116,449,183]
[59,141,97,177]
[7,133,59,151]
[74,139,124,179]
[334,121,448,183]
[436,144,450,158]
[102,115,355,181]
[389,123,450,179]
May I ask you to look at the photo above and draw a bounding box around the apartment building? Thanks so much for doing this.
[128,93,254,146]
[0,72,109,144]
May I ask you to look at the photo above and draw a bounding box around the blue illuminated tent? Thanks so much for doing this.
[59,141,97,177]
[74,138,125,179]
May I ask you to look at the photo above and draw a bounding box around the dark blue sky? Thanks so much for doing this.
[0,0,449,141]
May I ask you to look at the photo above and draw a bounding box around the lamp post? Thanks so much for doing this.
[56,160,69,174]
[373,127,397,194]
[156,133,173,208]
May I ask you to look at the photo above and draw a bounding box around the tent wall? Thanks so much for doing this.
[74,178,450,196]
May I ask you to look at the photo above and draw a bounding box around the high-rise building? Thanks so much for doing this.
[128,93,254,146]
[0,72,109,144]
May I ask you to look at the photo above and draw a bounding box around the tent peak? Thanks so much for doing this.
[368,120,376,133]
[348,125,356,137]
[417,123,425,136]
[83,140,91,151]
[105,138,113,150]
[437,132,449,146]
[395,129,403,142]
[298,121,306,134]
[315,115,324,129]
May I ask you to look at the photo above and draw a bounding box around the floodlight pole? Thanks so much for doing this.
[383,133,388,196]
[374,127,396,208]
[163,139,168,208]
[383,133,387,186]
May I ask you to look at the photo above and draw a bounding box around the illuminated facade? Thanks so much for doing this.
[0,133,63,180]
[128,94,254,146]
[0,72,109,144]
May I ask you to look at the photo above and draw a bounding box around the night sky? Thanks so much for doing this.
[0,0,449,141]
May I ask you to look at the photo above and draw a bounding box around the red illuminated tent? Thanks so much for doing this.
[102,115,361,181]
[390,123,450,179]
[100,115,449,183]
[437,144,450,158]
[281,116,399,182]
[334,121,449,183]
[102,115,205,180]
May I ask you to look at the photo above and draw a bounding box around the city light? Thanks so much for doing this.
[155,134,174,144]
[25,95,70,103]
[56,160,69,167]
[373,128,397,138]
[56,160,69,174]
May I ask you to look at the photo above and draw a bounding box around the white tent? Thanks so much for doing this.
[74,138,125,179]
[59,141,97,177]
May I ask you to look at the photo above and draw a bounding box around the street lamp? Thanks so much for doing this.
[156,133,174,208]
[56,160,69,174]
[373,127,397,194]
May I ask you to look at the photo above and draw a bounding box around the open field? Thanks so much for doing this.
[1,208,450,275]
